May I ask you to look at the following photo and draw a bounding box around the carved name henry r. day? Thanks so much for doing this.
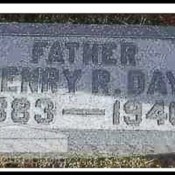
[1,40,174,96]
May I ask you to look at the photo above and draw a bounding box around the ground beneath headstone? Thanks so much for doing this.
[0,154,175,168]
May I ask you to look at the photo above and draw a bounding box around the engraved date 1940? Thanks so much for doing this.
[113,100,175,126]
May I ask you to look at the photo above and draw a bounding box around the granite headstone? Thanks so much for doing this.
[0,23,175,156]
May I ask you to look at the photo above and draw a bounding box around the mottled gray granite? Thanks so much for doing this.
[0,23,174,156]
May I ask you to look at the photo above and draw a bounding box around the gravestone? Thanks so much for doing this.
[1,23,175,156]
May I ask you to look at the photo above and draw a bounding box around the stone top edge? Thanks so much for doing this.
[0,23,174,39]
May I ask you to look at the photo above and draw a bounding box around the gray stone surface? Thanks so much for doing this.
[0,23,175,156]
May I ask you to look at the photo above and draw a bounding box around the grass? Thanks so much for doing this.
[0,13,175,168]
[0,155,168,168]
[1,154,175,168]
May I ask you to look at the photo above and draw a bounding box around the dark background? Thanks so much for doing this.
[0,14,175,26]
